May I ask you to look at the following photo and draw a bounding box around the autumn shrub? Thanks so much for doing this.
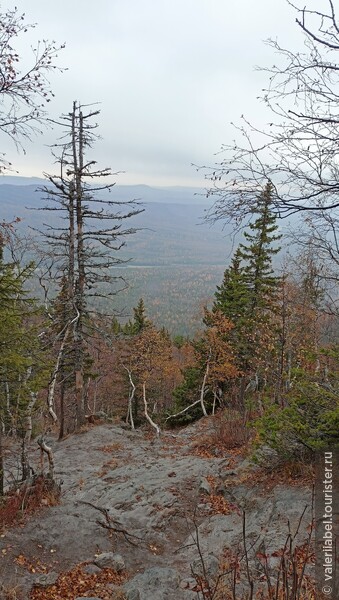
[0,475,61,529]
[211,409,252,449]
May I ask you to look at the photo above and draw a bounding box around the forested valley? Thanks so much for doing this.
[1,2,339,600]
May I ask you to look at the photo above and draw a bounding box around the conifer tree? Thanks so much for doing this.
[212,182,282,388]
[212,248,250,369]
[213,248,249,322]
[127,298,149,334]
[0,254,46,493]
[238,182,282,316]
[133,298,147,332]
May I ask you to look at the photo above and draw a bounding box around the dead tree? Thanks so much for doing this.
[37,101,143,432]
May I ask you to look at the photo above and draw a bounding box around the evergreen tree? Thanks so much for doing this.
[211,182,282,388]
[132,298,148,333]
[122,298,150,335]
[238,182,282,315]
[212,248,250,368]
[213,248,249,322]
[0,255,46,493]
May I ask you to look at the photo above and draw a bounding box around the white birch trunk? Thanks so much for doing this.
[142,383,161,436]
[123,367,135,430]
[47,326,71,423]
[200,359,210,417]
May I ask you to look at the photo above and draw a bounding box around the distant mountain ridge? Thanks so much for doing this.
[0,176,207,205]
[0,177,233,267]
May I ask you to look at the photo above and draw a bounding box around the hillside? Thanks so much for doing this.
[1,178,235,334]
[0,180,232,266]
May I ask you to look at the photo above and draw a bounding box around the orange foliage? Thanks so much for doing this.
[30,563,126,600]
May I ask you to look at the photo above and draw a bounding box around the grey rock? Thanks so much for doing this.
[124,567,180,600]
[95,410,107,419]
[126,590,141,600]
[254,445,280,466]
[93,552,125,572]
[237,458,255,471]
[82,563,102,575]
[0,421,313,600]
[33,571,59,588]
[191,554,219,578]
[199,477,211,495]
[107,583,127,594]
[179,577,206,600]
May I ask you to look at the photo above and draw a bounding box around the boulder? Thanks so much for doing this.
[93,552,125,572]
[33,572,59,588]
[82,563,102,575]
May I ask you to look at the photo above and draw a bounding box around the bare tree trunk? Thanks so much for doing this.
[47,327,70,423]
[24,391,37,445]
[21,438,30,482]
[58,367,66,440]
[20,391,37,481]
[5,379,15,436]
[83,376,90,416]
[165,398,203,421]
[200,358,209,417]
[37,435,55,479]
[73,103,86,431]
[123,366,135,430]
[142,382,160,436]
[93,377,98,414]
[212,390,218,416]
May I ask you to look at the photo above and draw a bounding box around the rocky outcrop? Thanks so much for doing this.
[0,423,313,599]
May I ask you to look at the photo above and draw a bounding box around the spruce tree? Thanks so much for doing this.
[212,182,282,383]
[132,298,148,333]
[212,248,250,367]
[0,255,46,493]
[238,182,282,316]
[213,248,249,322]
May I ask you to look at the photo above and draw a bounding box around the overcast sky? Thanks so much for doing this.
[4,0,304,187]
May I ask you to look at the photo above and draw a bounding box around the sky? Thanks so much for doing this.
[2,0,305,187]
